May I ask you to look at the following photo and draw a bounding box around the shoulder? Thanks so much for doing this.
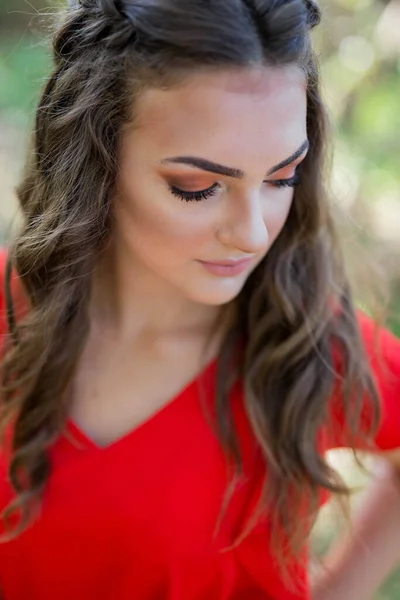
[357,310,400,450]
[356,310,400,390]
[357,310,400,352]
[326,309,400,451]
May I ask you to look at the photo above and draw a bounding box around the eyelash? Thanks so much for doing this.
[169,169,302,202]
[169,183,220,203]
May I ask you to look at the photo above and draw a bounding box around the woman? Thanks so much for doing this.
[0,0,399,598]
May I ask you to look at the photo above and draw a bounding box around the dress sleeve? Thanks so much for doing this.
[326,311,400,451]
[358,311,400,450]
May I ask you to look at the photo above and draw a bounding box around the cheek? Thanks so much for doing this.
[115,179,212,260]
[264,191,294,240]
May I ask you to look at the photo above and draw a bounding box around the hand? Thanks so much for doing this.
[311,458,400,600]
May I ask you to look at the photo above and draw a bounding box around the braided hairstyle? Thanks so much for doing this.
[1,0,379,570]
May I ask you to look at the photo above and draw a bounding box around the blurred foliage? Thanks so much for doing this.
[0,0,400,598]
[0,36,50,124]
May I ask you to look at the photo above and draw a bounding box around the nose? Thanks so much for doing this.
[217,191,269,255]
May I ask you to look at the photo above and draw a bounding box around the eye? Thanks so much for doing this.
[267,167,302,189]
[169,183,220,202]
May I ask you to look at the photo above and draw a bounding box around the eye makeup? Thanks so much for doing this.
[169,166,302,202]
[169,183,221,202]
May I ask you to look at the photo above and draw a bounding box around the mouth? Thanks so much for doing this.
[198,257,255,277]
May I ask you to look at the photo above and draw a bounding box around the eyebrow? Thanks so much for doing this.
[161,139,309,179]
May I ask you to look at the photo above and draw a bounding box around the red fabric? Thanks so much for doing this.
[321,310,400,452]
[0,248,399,600]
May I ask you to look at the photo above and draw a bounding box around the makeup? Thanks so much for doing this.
[198,257,254,277]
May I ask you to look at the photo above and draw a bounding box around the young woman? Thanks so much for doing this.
[0,0,399,598]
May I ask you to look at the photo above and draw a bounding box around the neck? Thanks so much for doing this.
[90,241,226,341]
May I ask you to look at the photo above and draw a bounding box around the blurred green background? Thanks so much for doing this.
[1,0,400,597]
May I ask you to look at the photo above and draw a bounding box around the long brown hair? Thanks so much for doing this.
[0,0,379,568]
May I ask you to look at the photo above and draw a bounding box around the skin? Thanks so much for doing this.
[71,65,400,595]
[312,457,400,600]
[96,65,308,333]
[72,64,308,445]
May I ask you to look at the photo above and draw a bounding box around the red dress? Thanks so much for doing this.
[0,249,399,600]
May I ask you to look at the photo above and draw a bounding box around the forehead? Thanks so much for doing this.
[128,66,307,166]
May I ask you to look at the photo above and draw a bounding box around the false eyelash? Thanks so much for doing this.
[270,171,302,188]
[169,183,220,202]
[170,169,301,203]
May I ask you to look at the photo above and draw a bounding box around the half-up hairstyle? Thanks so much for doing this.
[1,0,379,572]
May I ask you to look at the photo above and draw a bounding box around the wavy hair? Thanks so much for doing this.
[0,0,379,569]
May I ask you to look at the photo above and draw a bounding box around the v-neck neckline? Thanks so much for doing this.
[64,357,218,453]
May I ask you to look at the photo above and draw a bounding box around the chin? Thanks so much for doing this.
[184,280,247,307]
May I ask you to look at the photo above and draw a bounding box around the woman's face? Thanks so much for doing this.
[114,66,308,306]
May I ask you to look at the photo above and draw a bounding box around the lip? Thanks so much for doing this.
[198,257,254,277]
